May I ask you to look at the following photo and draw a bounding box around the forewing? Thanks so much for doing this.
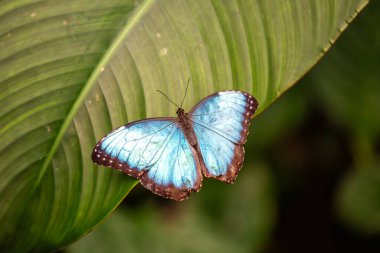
[92,118,202,201]
[190,91,258,183]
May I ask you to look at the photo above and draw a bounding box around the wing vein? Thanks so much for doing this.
[146,124,178,167]
[137,123,175,167]
[190,119,237,144]
[190,106,244,117]
[127,121,175,142]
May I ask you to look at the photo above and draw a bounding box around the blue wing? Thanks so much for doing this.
[189,91,258,183]
[92,118,202,201]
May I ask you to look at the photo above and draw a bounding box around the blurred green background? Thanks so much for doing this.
[66,2,380,253]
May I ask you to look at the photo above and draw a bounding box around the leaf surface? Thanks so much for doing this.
[0,0,369,251]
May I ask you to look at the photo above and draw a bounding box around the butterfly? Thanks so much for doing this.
[92,89,258,201]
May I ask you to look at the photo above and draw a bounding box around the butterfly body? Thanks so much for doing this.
[92,91,258,201]
[176,108,197,146]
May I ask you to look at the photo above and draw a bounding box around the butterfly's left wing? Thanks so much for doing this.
[189,91,258,183]
[92,118,202,201]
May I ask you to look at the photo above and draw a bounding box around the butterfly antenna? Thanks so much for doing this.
[156,90,181,108]
[180,78,191,108]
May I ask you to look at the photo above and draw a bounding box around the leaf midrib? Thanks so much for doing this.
[34,0,156,189]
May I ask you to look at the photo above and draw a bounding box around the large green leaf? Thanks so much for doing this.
[0,0,369,252]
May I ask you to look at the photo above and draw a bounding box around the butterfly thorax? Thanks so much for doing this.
[176,108,197,146]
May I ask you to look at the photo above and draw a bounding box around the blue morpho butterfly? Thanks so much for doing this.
[92,82,258,201]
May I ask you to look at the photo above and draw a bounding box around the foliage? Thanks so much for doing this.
[0,0,370,252]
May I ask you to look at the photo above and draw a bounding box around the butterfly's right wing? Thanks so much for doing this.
[92,118,202,201]
[189,91,258,183]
